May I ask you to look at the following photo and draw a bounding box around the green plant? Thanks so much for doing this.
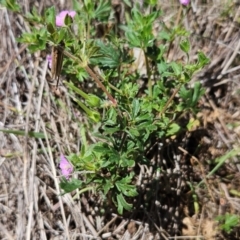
[1,0,209,214]
[216,214,240,234]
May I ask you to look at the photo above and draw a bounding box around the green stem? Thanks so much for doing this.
[64,81,88,99]
[197,149,240,187]
[85,65,117,105]
[56,44,117,105]
[160,84,182,116]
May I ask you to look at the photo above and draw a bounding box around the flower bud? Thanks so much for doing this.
[86,94,101,107]
[88,110,101,123]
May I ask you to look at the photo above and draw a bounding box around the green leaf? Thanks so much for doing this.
[45,6,56,27]
[1,0,20,11]
[223,215,239,232]
[106,153,120,167]
[128,128,140,137]
[57,28,68,43]
[103,126,120,134]
[166,123,181,136]
[216,214,239,233]
[179,85,190,99]
[158,31,171,40]
[132,99,140,118]
[135,113,152,122]
[93,144,113,154]
[72,0,82,11]
[170,62,182,76]
[60,178,82,194]
[94,0,111,20]
[180,39,190,54]
[25,7,43,23]
[125,31,141,48]
[106,107,117,123]
[192,82,204,106]
[197,51,210,67]
[157,62,168,74]
[97,41,121,68]
[115,180,138,197]
[187,118,200,131]
[116,193,133,214]
[102,179,113,195]
[18,27,47,52]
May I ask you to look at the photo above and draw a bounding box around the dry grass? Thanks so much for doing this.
[1,0,240,239]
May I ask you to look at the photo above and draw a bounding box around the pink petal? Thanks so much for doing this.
[56,10,76,27]
[179,0,190,5]
[59,154,73,179]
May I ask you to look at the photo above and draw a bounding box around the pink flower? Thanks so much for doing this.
[179,0,190,5]
[56,10,76,27]
[59,154,74,179]
[47,55,52,68]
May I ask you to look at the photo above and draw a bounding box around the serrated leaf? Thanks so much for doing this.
[97,41,121,68]
[179,85,190,99]
[102,179,113,195]
[116,193,132,214]
[45,6,56,27]
[166,123,181,136]
[115,181,138,197]
[25,7,42,23]
[126,32,141,47]
[94,0,111,19]
[157,62,168,74]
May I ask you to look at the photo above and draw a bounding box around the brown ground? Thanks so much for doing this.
[1,0,240,239]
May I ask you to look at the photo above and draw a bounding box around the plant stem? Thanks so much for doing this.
[85,65,117,105]
[160,84,182,115]
[56,45,117,105]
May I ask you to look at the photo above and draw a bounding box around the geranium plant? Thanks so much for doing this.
[2,0,209,214]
